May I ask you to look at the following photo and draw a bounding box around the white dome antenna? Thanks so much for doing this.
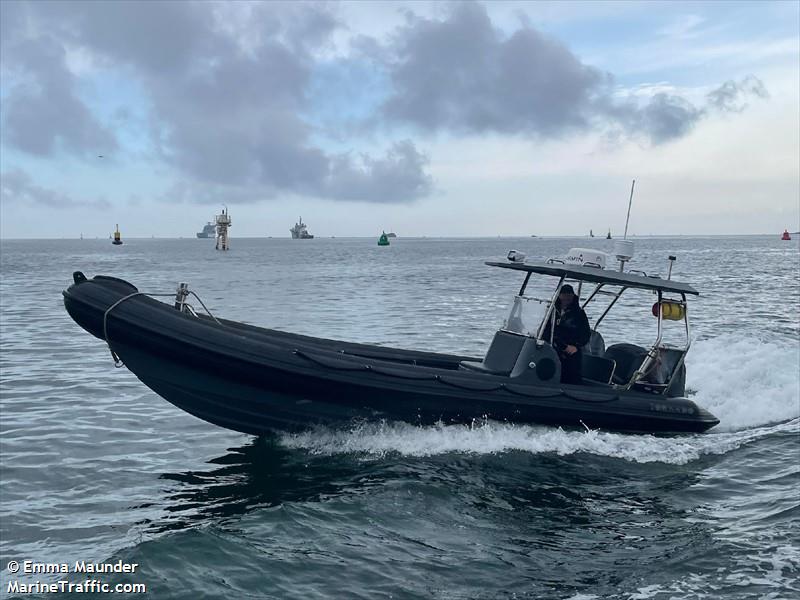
[614,239,634,271]
[507,249,526,263]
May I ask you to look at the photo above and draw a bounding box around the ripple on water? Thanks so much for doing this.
[1,237,798,599]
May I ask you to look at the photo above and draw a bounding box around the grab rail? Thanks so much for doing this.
[102,289,222,367]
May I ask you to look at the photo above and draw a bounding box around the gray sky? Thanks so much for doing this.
[1,1,798,238]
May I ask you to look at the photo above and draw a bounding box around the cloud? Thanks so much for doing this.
[0,169,110,209]
[707,75,769,113]
[373,3,768,145]
[0,1,432,204]
[603,93,706,144]
[323,140,433,202]
[1,33,117,156]
[656,14,706,40]
[381,3,606,137]
[162,139,432,204]
[600,75,770,143]
[0,0,773,208]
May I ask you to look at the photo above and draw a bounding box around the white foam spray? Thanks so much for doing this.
[279,335,799,465]
[279,418,797,465]
[687,334,799,432]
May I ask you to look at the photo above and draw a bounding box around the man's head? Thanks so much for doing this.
[559,284,576,305]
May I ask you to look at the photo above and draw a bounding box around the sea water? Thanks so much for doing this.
[0,236,798,599]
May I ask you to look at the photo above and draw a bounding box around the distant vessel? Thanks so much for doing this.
[197,220,216,238]
[112,224,122,245]
[386,232,397,238]
[590,229,594,238]
[781,229,791,241]
[606,229,612,240]
[290,217,314,239]
[378,231,390,246]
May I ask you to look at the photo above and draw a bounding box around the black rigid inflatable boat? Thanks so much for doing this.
[62,250,720,435]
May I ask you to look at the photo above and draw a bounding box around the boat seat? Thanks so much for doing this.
[582,354,616,384]
[603,344,687,396]
[641,346,687,397]
[459,330,527,376]
[604,343,649,385]
[583,330,605,357]
[644,347,684,384]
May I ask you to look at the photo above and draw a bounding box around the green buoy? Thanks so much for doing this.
[378,231,390,246]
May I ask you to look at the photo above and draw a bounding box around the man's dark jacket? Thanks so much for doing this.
[543,298,592,353]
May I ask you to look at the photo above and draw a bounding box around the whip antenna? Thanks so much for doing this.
[623,179,635,240]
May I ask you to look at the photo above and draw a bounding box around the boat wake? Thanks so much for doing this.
[279,418,798,465]
[279,335,799,465]
[686,334,799,432]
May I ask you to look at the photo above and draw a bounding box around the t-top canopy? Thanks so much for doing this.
[486,260,699,295]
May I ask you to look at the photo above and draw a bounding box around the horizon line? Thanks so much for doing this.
[2,233,797,241]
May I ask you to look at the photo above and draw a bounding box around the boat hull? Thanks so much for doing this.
[62,274,720,436]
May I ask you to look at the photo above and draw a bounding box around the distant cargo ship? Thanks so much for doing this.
[290,217,314,239]
[197,221,216,238]
[387,232,397,238]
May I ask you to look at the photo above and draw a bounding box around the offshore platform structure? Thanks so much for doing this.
[215,207,231,251]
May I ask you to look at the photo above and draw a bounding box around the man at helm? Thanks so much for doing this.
[543,284,591,384]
